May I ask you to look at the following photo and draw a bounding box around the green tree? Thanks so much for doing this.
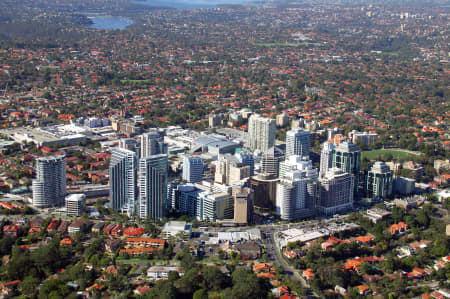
[231,268,271,299]
[19,276,40,296]
[39,279,70,299]
[201,266,229,291]
[193,289,208,299]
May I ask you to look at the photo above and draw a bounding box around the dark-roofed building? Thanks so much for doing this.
[234,242,261,260]
[91,221,105,233]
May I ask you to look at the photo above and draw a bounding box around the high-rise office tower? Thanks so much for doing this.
[276,158,318,221]
[261,146,284,178]
[139,154,168,219]
[182,155,204,183]
[140,132,167,158]
[332,141,361,196]
[276,112,289,127]
[32,155,67,208]
[366,161,393,199]
[233,187,254,225]
[200,192,234,222]
[250,173,278,211]
[209,114,222,128]
[109,148,137,214]
[214,154,250,185]
[248,114,276,151]
[235,152,255,176]
[320,142,335,177]
[317,168,354,216]
[286,129,310,158]
[174,184,199,217]
[119,138,138,154]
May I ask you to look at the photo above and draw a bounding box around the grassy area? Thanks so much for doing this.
[116,258,152,264]
[120,79,152,84]
[198,257,224,264]
[253,42,321,47]
[362,149,420,161]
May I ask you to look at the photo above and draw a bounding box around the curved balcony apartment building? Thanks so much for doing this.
[32,155,67,208]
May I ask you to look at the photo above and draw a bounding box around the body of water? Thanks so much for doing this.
[135,0,254,9]
[88,16,134,30]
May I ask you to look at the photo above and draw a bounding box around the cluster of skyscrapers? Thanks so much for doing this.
[31,113,394,223]
[110,131,169,218]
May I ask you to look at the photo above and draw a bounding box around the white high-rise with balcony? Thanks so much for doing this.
[319,142,335,177]
[32,155,67,208]
[248,114,276,152]
[276,157,318,221]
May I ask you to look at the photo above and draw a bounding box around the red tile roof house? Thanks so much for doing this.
[47,219,60,231]
[134,286,151,296]
[356,285,371,295]
[3,225,22,238]
[355,235,374,244]
[388,222,409,234]
[408,268,427,279]
[124,238,166,249]
[280,294,296,299]
[111,225,123,238]
[105,265,119,275]
[103,223,117,235]
[257,272,276,279]
[302,269,315,280]
[252,263,273,273]
[283,251,297,259]
[123,227,145,237]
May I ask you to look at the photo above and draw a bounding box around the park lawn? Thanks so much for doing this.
[116,257,152,264]
[120,79,152,84]
[198,257,224,264]
[362,149,420,161]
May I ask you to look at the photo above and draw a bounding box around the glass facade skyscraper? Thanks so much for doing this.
[109,148,137,214]
[139,154,168,219]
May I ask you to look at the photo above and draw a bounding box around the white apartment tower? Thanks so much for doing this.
[248,114,276,152]
[319,142,335,177]
[32,155,67,208]
[276,157,318,221]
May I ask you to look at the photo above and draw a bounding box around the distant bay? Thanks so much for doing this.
[135,0,253,9]
[88,16,134,30]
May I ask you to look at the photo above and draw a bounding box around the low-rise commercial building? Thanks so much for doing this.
[65,193,86,217]
[147,266,184,280]
[161,221,192,240]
